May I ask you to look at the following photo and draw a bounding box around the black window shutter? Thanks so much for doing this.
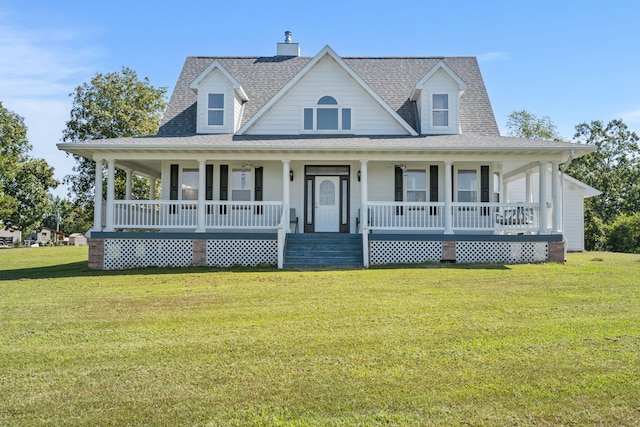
[430,165,439,202]
[254,167,263,201]
[254,167,263,214]
[205,165,213,200]
[220,165,228,200]
[395,166,403,215]
[219,164,228,214]
[481,166,490,202]
[170,164,179,200]
[481,165,490,216]
[430,165,439,215]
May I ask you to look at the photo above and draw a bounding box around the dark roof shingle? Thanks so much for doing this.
[158,54,500,137]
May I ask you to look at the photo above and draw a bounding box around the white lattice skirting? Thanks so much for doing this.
[456,241,548,264]
[103,238,277,269]
[104,239,193,270]
[207,240,277,267]
[370,241,443,265]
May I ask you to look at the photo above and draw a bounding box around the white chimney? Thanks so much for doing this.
[277,31,300,57]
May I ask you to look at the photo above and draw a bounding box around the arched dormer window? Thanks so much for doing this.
[303,96,352,133]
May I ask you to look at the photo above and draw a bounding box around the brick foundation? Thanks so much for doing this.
[193,239,207,267]
[548,240,566,263]
[442,241,456,262]
[88,238,104,270]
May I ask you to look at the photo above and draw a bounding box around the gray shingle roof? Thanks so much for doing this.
[158,54,500,137]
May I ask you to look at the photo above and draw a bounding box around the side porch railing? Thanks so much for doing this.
[111,200,283,230]
[367,201,539,233]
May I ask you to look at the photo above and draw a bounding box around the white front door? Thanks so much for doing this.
[315,176,340,232]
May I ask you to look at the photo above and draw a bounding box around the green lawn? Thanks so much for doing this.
[1,246,639,426]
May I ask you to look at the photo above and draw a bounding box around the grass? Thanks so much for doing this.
[0,246,639,426]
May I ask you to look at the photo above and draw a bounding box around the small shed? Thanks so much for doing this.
[69,233,87,246]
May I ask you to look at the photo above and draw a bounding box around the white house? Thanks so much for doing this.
[58,32,596,270]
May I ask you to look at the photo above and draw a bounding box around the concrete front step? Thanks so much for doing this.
[283,233,364,269]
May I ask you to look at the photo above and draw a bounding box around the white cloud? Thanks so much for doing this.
[0,21,102,198]
[477,51,508,62]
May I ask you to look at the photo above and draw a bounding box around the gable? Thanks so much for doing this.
[244,54,412,135]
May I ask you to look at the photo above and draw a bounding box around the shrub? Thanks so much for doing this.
[607,213,640,253]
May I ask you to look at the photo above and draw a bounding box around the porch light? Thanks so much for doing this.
[289,169,294,182]
[357,170,361,182]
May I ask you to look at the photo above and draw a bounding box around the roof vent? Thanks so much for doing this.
[277,31,300,57]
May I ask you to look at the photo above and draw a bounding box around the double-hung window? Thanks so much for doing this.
[303,96,352,132]
[457,170,478,202]
[406,170,427,202]
[181,169,199,200]
[207,93,224,126]
[231,168,252,201]
[432,94,449,127]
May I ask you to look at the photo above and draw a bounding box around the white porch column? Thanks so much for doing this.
[360,160,369,226]
[525,172,533,203]
[196,159,206,233]
[444,161,453,234]
[125,168,132,200]
[282,160,291,232]
[538,161,548,234]
[360,160,369,267]
[551,161,561,234]
[149,178,156,200]
[104,159,116,232]
[93,159,103,232]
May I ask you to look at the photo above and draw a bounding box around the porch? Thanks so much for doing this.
[85,153,567,270]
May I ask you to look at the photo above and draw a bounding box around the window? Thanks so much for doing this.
[406,170,427,202]
[457,170,477,202]
[432,94,449,127]
[303,96,352,132]
[231,168,252,201]
[181,169,199,200]
[207,93,224,126]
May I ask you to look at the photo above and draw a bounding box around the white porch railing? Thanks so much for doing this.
[204,201,283,229]
[368,202,446,230]
[111,200,283,230]
[452,202,539,232]
[367,201,539,232]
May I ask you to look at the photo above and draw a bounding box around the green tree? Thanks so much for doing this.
[566,119,640,231]
[62,67,167,215]
[0,101,59,235]
[42,196,93,235]
[607,213,640,253]
[506,110,562,140]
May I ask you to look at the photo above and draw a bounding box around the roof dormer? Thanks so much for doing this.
[411,61,467,135]
[190,61,249,134]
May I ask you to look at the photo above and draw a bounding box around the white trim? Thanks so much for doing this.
[410,60,467,101]
[190,60,249,101]
[238,45,418,136]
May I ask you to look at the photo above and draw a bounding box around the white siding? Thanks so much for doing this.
[247,56,409,135]
[563,181,585,251]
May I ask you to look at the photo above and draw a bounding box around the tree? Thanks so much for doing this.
[566,120,640,229]
[42,196,92,235]
[0,101,59,235]
[506,110,562,140]
[62,67,167,213]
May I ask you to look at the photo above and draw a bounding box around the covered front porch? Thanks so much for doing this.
[88,155,565,269]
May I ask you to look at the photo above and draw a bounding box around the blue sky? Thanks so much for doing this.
[2,0,639,198]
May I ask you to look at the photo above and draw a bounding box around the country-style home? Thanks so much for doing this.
[58,32,596,269]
